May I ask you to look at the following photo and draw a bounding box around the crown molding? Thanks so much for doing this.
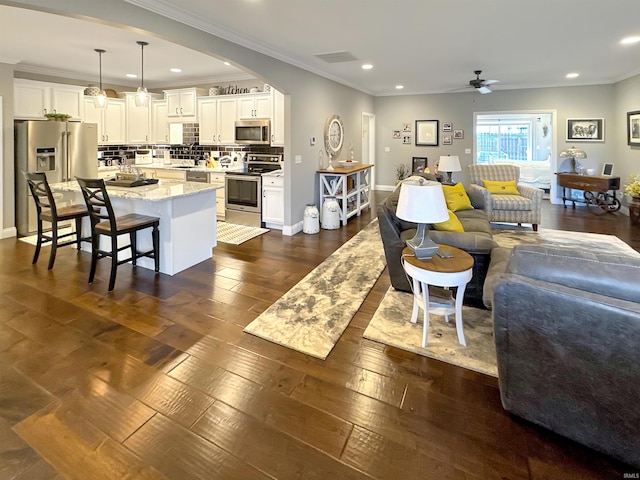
[123,0,373,96]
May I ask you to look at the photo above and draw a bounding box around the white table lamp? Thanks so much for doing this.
[438,155,461,184]
[396,179,449,259]
[559,147,587,173]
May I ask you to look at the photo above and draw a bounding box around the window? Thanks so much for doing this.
[475,113,552,164]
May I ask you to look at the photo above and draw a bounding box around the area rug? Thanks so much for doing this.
[364,288,497,377]
[216,221,269,245]
[244,219,385,359]
[18,227,74,246]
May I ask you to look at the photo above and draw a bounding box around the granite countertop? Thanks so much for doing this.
[98,162,245,173]
[50,180,222,202]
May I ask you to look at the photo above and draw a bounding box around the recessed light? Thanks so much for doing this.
[395,85,404,90]
[362,64,373,70]
[126,73,137,78]
[170,68,182,73]
[566,73,579,79]
[621,36,640,45]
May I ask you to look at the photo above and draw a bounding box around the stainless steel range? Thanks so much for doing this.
[225,153,283,227]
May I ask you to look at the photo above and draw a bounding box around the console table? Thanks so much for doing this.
[556,173,621,214]
[317,164,373,226]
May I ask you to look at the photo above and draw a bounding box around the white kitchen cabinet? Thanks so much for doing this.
[14,79,84,120]
[270,88,285,146]
[138,168,186,181]
[210,172,226,220]
[262,174,284,228]
[237,93,271,119]
[165,88,206,122]
[151,100,170,144]
[125,93,152,144]
[83,97,126,145]
[197,96,237,145]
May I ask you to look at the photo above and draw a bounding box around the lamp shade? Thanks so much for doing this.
[560,147,587,159]
[438,155,461,172]
[396,179,449,224]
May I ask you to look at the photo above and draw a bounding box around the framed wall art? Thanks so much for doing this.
[627,111,640,146]
[402,123,412,132]
[415,120,439,146]
[402,135,412,144]
[412,156,428,173]
[566,118,604,142]
[442,122,452,132]
[453,129,464,139]
[443,134,452,145]
[392,130,401,139]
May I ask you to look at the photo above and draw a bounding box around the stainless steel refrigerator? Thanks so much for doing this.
[15,120,98,235]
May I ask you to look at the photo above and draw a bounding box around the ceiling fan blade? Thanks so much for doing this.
[482,79,499,86]
[478,86,492,94]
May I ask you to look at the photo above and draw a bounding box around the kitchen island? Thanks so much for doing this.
[50,180,221,276]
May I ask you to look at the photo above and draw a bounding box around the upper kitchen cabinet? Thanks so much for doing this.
[270,89,285,146]
[237,93,271,119]
[14,79,85,120]
[164,87,207,122]
[198,96,237,145]
[151,100,170,144]
[83,96,126,145]
[125,92,159,144]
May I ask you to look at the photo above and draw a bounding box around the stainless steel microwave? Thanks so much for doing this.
[234,119,270,145]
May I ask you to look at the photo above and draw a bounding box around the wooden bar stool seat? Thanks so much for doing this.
[76,177,160,291]
[23,171,89,269]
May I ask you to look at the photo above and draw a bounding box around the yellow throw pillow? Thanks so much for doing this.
[482,179,520,195]
[442,182,474,211]
[433,209,464,232]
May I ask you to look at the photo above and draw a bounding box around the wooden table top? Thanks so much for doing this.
[317,163,373,174]
[556,172,620,191]
[402,244,473,273]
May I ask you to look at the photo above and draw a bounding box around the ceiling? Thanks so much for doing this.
[3,0,640,96]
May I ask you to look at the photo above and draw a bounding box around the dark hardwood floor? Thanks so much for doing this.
[1,194,638,479]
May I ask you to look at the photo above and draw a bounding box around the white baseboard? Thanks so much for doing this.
[2,227,17,239]
[376,184,397,192]
[283,221,303,236]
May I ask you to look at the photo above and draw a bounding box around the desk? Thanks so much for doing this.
[317,164,373,226]
[401,245,474,348]
[556,173,621,214]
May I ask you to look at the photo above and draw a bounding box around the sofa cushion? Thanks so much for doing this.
[507,244,640,303]
[455,209,493,235]
[491,195,532,212]
[433,210,464,232]
[482,179,520,195]
[482,246,513,308]
[442,182,474,212]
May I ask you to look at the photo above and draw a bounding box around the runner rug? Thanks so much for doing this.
[244,219,385,359]
[217,221,269,245]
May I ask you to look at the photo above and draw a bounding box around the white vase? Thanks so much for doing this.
[303,204,320,234]
[321,197,340,230]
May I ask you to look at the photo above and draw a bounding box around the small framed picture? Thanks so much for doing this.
[402,123,412,132]
[566,118,604,142]
[412,156,428,173]
[602,163,614,176]
[415,120,439,146]
[442,122,452,132]
[402,135,412,144]
[453,129,464,139]
[627,111,640,146]
[392,130,401,139]
[443,134,452,145]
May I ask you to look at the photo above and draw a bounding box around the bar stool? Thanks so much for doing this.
[23,171,89,269]
[76,177,160,291]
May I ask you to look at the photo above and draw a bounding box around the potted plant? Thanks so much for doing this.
[624,174,640,200]
[45,113,72,122]
[396,163,409,184]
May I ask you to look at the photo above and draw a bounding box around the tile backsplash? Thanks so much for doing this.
[98,122,283,163]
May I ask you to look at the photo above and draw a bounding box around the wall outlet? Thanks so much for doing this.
[295,155,302,164]
[385,146,391,152]
[465,148,471,154]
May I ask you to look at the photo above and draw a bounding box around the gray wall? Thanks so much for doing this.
[373,85,617,194]
[614,74,640,193]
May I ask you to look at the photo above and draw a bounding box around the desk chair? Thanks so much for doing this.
[76,177,160,291]
[24,171,89,269]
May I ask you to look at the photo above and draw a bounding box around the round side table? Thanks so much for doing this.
[401,245,474,348]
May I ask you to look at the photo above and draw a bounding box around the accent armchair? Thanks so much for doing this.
[467,164,543,231]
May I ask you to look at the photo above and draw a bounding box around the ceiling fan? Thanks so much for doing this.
[467,70,499,94]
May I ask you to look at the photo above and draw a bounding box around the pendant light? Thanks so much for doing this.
[135,41,149,107]
[94,49,108,108]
